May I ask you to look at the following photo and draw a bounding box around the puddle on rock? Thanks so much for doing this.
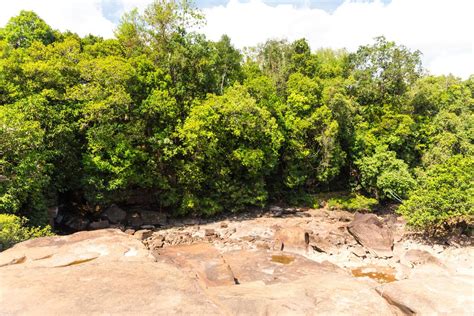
[271,254,295,265]
[351,266,396,283]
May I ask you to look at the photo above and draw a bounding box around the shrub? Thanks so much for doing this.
[327,193,378,212]
[398,155,473,233]
[355,146,415,201]
[0,214,53,251]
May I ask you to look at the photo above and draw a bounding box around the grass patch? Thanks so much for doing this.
[327,193,378,212]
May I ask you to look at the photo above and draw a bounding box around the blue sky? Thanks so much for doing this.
[0,0,472,78]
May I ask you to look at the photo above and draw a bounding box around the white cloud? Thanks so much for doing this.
[0,0,472,78]
[0,0,117,38]
[202,0,474,78]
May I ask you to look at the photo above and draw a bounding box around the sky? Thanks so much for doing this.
[0,0,472,79]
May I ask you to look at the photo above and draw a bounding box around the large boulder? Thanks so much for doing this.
[101,204,127,224]
[273,226,310,251]
[139,210,167,226]
[376,276,474,315]
[348,213,394,258]
[0,230,220,314]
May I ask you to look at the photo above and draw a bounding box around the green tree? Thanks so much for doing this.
[2,11,55,48]
[398,155,473,233]
[178,85,283,214]
[0,106,50,225]
[355,146,415,201]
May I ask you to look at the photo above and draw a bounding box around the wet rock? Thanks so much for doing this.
[101,204,126,224]
[376,276,474,315]
[88,220,110,230]
[134,229,153,241]
[348,213,394,258]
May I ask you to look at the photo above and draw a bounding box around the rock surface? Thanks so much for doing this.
[348,213,394,258]
[101,204,127,224]
[1,207,473,315]
[376,276,474,315]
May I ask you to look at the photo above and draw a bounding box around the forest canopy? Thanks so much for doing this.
[0,1,472,236]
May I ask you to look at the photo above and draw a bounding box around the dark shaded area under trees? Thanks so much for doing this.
[0,1,472,239]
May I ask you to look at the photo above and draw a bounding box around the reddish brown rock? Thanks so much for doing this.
[273,226,310,251]
[348,213,394,258]
[156,243,236,287]
[376,276,474,315]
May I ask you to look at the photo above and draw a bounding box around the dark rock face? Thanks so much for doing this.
[63,217,90,232]
[348,213,394,258]
[138,210,167,226]
[89,220,110,230]
[101,204,127,224]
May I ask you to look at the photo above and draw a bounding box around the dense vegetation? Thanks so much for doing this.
[0,1,472,237]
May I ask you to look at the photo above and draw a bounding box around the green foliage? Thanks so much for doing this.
[327,194,378,212]
[348,36,422,108]
[398,156,474,232]
[279,73,345,190]
[0,106,50,224]
[355,146,415,200]
[0,4,472,236]
[2,11,55,48]
[178,85,283,214]
[0,214,53,250]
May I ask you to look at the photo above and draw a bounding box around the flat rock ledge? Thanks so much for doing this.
[1,211,473,316]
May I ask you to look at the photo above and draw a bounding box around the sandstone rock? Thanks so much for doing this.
[400,249,451,278]
[134,229,153,241]
[348,213,394,258]
[101,204,126,224]
[205,228,216,237]
[88,219,110,230]
[351,245,368,258]
[156,243,237,287]
[376,276,474,315]
[212,251,395,315]
[273,226,309,251]
[124,229,135,235]
[0,231,220,315]
[310,235,336,254]
[401,249,444,267]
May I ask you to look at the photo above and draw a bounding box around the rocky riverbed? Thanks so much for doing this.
[1,207,473,315]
